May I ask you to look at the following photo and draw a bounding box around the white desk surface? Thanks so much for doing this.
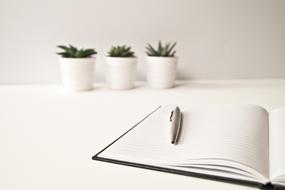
[1,80,285,190]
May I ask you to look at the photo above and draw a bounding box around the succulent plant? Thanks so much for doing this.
[145,41,177,57]
[57,44,97,58]
[107,45,135,57]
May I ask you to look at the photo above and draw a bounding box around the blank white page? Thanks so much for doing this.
[269,108,285,180]
[100,104,269,178]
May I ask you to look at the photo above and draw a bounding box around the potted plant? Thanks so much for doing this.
[145,41,177,88]
[105,45,137,90]
[57,45,97,92]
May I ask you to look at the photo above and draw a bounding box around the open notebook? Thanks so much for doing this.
[93,105,285,189]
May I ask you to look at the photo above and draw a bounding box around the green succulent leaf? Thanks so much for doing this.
[145,41,177,57]
[146,43,158,56]
[56,44,97,58]
[107,45,135,57]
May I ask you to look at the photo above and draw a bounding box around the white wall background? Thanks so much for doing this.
[0,0,285,83]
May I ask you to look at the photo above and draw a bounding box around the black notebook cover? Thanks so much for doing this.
[92,106,284,190]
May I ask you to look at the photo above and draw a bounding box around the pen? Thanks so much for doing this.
[169,106,182,145]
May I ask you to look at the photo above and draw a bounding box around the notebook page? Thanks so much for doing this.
[179,105,269,178]
[100,104,269,178]
[269,108,285,180]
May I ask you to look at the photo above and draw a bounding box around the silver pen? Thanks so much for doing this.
[169,106,183,145]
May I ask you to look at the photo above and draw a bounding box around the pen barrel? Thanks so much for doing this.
[170,107,182,144]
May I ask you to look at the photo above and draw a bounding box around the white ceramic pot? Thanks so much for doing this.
[60,57,95,92]
[146,56,177,88]
[105,57,137,90]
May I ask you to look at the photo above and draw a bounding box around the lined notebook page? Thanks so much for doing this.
[269,108,285,180]
[100,105,269,178]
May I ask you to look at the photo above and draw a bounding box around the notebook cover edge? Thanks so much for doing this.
[92,105,162,160]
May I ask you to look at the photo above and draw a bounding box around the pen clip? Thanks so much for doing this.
[170,110,174,122]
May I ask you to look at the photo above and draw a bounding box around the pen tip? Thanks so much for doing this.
[171,141,175,144]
